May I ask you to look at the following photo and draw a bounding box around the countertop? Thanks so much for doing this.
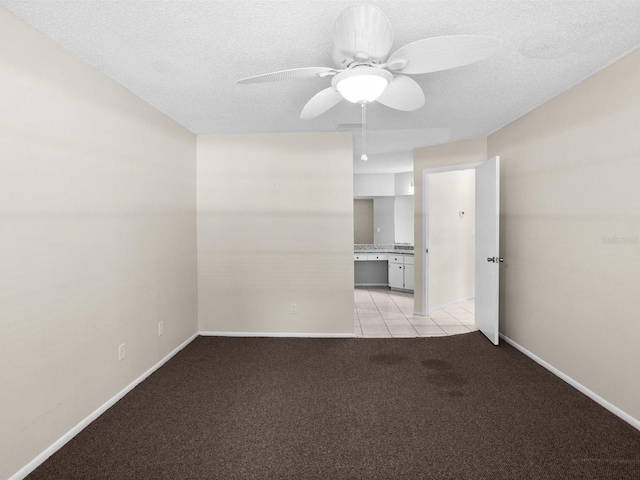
[354,244,414,255]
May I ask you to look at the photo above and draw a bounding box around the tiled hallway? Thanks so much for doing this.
[354,286,478,338]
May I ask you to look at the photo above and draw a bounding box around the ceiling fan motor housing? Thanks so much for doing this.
[332,4,394,65]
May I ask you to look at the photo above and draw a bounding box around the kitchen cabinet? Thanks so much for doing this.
[388,261,405,289]
[354,251,414,291]
[388,254,414,291]
[404,264,414,291]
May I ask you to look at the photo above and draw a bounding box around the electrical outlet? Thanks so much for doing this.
[118,343,126,361]
[290,303,298,314]
[158,321,164,336]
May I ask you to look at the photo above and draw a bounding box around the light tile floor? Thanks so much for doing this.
[354,286,477,338]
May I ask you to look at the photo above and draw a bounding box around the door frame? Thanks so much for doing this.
[418,162,482,316]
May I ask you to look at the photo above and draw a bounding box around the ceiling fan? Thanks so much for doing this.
[237,4,501,120]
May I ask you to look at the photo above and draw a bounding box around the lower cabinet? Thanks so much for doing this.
[404,264,414,291]
[356,252,414,291]
[389,262,405,289]
[388,255,414,291]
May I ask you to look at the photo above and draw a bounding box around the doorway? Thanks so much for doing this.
[419,157,501,344]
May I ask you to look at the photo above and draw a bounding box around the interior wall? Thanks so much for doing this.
[428,170,475,310]
[413,137,487,313]
[488,48,640,422]
[0,9,198,480]
[353,173,395,197]
[394,171,414,196]
[354,199,374,244]
[394,195,414,244]
[197,132,353,334]
[373,196,395,244]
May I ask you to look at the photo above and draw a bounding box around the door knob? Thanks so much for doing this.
[487,257,495,263]
[487,257,504,263]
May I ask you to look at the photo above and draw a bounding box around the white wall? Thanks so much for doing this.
[353,173,395,197]
[197,133,353,334]
[394,195,414,244]
[0,9,198,480]
[428,170,475,310]
[488,47,640,422]
[394,171,414,196]
[373,196,395,244]
[354,171,414,197]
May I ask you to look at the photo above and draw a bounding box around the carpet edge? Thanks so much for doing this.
[9,332,199,480]
[500,333,640,432]
[199,331,356,338]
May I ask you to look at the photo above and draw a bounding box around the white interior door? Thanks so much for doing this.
[475,156,501,345]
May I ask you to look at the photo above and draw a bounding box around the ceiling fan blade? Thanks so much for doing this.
[237,67,337,84]
[376,75,425,111]
[333,4,393,62]
[387,35,501,74]
[300,88,343,120]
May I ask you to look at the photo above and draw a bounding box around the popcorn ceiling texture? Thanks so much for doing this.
[2,0,640,157]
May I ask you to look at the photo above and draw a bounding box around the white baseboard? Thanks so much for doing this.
[429,295,474,314]
[199,331,356,338]
[355,283,388,287]
[500,333,640,432]
[9,332,199,480]
[389,287,414,293]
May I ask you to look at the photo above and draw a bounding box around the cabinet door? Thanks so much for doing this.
[389,263,404,289]
[404,264,414,292]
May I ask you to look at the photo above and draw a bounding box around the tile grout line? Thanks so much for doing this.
[366,286,391,337]
[355,288,475,338]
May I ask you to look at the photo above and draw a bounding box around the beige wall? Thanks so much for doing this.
[354,199,374,244]
[413,137,487,313]
[428,169,475,310]
[197,133,353,334]
[0,10,198,479]
[488,48,640,421]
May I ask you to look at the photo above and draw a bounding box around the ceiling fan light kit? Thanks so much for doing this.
[332,67,392,104]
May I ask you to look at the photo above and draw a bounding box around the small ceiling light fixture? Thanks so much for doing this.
[332,68,392,104]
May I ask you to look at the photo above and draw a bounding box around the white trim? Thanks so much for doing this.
[422,162,483,175]
[428,295,475,315]
[389,287,413,293]
[354,283,389,287]
[9,332,199,480]
[199,331,356,338]
[501,333,640,432]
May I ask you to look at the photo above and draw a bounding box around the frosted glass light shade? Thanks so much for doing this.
[332,67,392,104]
[336,75,389,103]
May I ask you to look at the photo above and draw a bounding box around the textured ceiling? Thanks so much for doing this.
[2,0,640,173]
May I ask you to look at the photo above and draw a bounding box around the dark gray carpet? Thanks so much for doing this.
[29,333,640,479]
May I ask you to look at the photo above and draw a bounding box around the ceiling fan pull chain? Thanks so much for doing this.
[361,103,368,161]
